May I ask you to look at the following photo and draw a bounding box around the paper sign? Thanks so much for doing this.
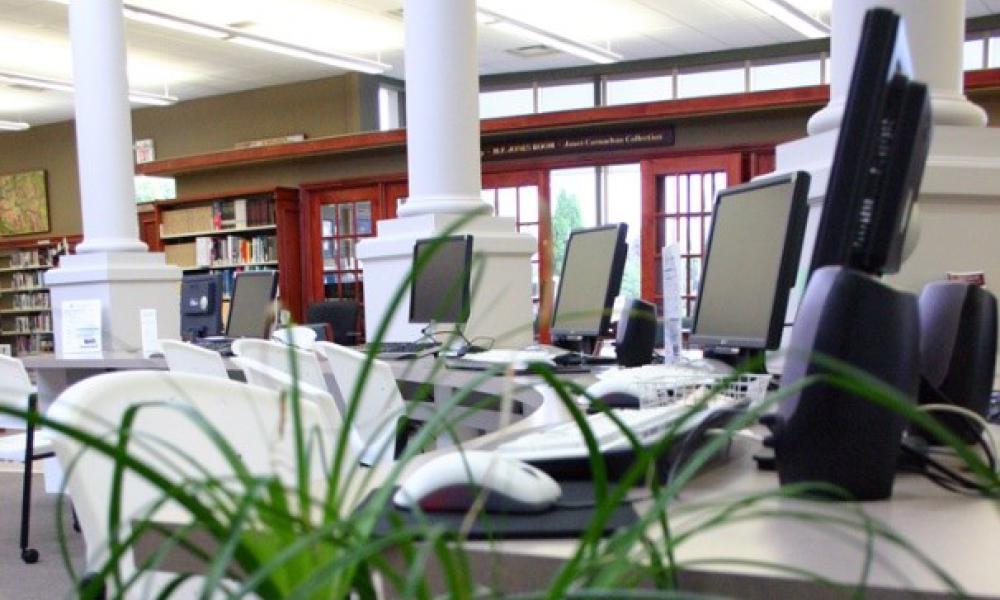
[661,245,683,361]
[61,299,102,356]
[140,309,161,358]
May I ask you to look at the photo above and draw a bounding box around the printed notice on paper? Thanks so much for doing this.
[61,299,102,356]
[140,309,160,358]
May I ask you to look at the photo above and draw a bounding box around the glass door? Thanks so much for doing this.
[641,155,743,317]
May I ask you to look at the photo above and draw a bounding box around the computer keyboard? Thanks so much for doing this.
[362,340,440,359]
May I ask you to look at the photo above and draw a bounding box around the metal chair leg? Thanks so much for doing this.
[19,393,39,564]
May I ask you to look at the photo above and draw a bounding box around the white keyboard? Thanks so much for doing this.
[494,403,727,462]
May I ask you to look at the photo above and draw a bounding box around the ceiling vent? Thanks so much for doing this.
[506,44,559,58]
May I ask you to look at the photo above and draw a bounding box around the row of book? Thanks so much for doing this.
[160,196,275,236]
[7,271,45,289]
[13,335,54,356]
[9,291,49,309]
[164,235,277,268]
[6,247,56,268]
[8,313,52,333]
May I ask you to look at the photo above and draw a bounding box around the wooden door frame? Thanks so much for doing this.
[639,153,744,302]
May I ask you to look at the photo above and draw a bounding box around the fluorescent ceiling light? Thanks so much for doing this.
[48,1,391,74]
[0,120,30,131]
[743,0,830,39]
[0,70,178,106]
[477,8,622,64]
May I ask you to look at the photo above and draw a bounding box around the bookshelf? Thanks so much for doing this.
[150,187,304,321]
[0,236,77,357]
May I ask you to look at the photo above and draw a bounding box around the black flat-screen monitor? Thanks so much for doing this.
[409,235,473,325]
[226,270,278,338]
[690,172,810,365]
[809,8,932,277]
[551,223,628,349]
[179,272,223,340]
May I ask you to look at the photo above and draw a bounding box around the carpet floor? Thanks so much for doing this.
[0,472,85,600]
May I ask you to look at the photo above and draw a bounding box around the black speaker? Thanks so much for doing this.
[615,298,657,367]
[917,281,997,443]
[765,266,920,500]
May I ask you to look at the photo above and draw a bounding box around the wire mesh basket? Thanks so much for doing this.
[630,373,773,410]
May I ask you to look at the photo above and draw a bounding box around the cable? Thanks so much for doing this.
[917,404,998,475]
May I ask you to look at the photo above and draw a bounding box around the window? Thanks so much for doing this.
[538,81,595,113]
[377,85,403,131]
[605,74,672,105]
[604,164,641,300]
[479,86,534,119]
[750,58,821,91]
[964,38,986,71]
[677,65,745,99]
[481,184,542,300]
[989,36,1000,68]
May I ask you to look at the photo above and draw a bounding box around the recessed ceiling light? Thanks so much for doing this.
[477,8,621,64]
[0,71,178,106]
[743,0,830,39]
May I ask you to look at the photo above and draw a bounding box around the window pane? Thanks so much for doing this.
[964,39,985,71]
[677,66,745,99]
[480,87,534,118]
[496,187,517,219]
[664,176,677,214]
[605,164,641,299]
[539,81,595,113]
[378,86,401,131]
[550,167,598,274]
[519,186,539,222]
[606,74,672,105]
[990,36,1000,68]
[750,58,821,91]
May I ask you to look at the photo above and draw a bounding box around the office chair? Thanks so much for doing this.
[159,339,230,379]
[0,355,53,564]
[314,341,406,467]
[306,299,361,345]
[47,370,332,599]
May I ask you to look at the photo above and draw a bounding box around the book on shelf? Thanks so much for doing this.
[11,291,49,309]
[233,198,248,229]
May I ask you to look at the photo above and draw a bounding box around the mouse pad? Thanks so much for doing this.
[355,481,640,541]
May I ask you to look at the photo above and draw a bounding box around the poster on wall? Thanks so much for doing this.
[0,169,49,236]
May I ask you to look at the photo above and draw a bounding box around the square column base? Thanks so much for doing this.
[356,213,536,348]
[44,252,182,356]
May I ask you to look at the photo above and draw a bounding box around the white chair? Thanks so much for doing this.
[159,339,229,379]
[231,338,327,391]
[315,342,406,467]
[47,370,333,599]
[271,325,318,350]
[0,355,54,564]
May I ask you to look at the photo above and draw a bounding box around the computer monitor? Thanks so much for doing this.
[690,172,811,368]
[409,235,473,326]
[225,270,278,339]
[179,272,223,341]
[550,223,628,353]
[809,8,931,277]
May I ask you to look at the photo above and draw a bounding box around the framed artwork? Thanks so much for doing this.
[0,169,49,236]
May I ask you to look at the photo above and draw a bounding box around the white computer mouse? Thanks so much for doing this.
[393,450,561,514]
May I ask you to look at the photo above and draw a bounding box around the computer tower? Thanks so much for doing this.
[615,298,657,368]
[917,281,997,443]
[766,266,920,500]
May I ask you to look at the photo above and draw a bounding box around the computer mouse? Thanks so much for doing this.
[585,379,642,409]
[393,450,561,514]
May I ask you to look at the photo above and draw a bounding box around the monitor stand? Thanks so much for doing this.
[702,347,768,374]
[551,335,617,366]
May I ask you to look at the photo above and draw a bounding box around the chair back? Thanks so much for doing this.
[315,341,404,466]
[159,339,229,379]
[47,371,332,585]
[0,355,35,430]
[231,338,327,391]
[306,299,360,346]
[271,325,318,350]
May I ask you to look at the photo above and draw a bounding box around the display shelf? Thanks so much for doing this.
[150,187,303,320]
[159,224,277,241]
[0,286,47,294]
[1,330,53,336]
[0,236,76,357]
[0,264,50,273]
[0,307,50,314]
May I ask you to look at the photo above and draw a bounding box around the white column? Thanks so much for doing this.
[68,0,147,254]
[356,0,535,347]
[397,0,490,216]
[809,0,986,134]
[773,0,1000,376]
[45,0,181,356]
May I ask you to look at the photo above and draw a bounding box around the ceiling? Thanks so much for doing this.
[1,0,999,127]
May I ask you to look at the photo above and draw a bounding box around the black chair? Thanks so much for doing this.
[306,299,362,345]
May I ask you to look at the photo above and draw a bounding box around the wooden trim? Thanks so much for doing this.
[135,87,829,178]
[0,234,82,251]
[151,186,295,207]
[965,68,1000,91]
